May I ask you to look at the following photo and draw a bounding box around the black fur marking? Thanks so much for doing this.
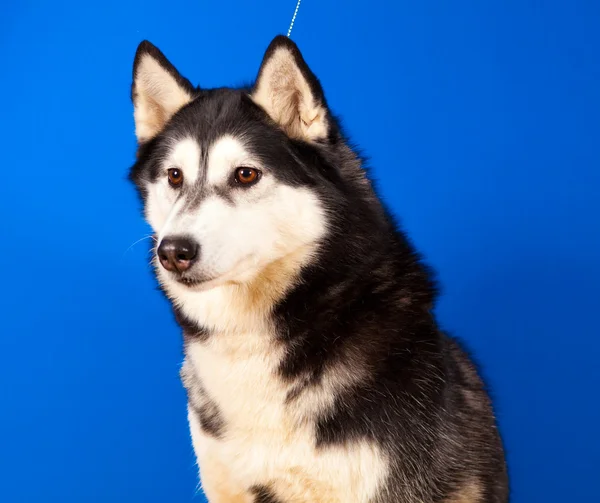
[194,393,225,439]
[172,305,210,342]
[212,185,235,205]
[250,485,282,503]
[180,362,225,439]
[129,35,509,503]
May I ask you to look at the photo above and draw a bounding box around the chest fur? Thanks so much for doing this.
[182,335,387,503]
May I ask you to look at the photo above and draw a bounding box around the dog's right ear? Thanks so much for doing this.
[131,41,195,144]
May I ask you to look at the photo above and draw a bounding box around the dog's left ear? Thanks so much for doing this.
[252,36,331,142]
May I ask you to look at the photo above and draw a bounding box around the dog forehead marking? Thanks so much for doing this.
[207,135,253,186]
[168,137,202,185]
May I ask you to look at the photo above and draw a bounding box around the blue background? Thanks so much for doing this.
[1,1,598,501]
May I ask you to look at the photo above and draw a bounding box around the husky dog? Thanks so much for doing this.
[128,36,509,502]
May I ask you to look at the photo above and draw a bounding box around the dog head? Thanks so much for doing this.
[129,36,383,317]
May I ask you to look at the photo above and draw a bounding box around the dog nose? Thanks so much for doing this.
[157,237,199,273]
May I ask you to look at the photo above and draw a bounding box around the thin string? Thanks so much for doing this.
[287,0,302,38]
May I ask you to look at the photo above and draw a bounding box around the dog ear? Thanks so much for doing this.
[131,41,195,143]
[252,36,331,142]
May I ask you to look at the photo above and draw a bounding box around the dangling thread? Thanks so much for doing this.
[287,0,302,38]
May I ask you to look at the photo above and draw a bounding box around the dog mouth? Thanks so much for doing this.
[163,254,257,291]
[176,275,211,288]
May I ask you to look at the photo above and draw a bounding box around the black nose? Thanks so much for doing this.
[157,237,199,273]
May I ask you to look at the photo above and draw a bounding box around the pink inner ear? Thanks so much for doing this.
[299,110,320,131]
[306,110,319,124]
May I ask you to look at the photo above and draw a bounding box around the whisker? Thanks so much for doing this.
[122,234,156,257]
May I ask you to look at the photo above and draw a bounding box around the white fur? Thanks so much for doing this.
[206,135,254,186]
[170,137,202,185]
[145,137,199,235]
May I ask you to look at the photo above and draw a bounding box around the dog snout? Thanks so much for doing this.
[157,236,199,273]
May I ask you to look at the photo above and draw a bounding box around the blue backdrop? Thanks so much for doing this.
[1,1,598,501]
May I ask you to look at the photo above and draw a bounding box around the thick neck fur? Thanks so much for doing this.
[273,205,438,382]
[175,138,438,386]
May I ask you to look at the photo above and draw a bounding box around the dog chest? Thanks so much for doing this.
[184,337,388,502]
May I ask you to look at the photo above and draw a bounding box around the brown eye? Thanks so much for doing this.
[234,167,260,186]
[168,168,183,187]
